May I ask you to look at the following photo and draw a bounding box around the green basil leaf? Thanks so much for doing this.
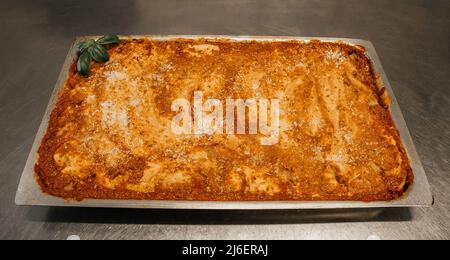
[77,39,95,55]
[77,51,92,77]
[88,44,109,63]
[96,34,120,45]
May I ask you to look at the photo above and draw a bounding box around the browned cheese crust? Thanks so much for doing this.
[35,38,413,201]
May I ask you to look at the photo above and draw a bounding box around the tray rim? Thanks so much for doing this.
[15,35,433,210]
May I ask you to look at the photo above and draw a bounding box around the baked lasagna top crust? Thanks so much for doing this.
[36,38,413,201]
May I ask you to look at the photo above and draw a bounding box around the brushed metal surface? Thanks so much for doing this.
[0,0,448,239]
[14,35,433,210]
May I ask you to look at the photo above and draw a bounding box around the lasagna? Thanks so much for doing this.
[35,38,413,201]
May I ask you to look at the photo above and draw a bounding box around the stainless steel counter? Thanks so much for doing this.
[0,0,448,240]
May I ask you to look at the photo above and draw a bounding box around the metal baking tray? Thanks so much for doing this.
[15,36,433,209]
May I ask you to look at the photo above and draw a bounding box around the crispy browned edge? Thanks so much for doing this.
[34,38,414,202]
